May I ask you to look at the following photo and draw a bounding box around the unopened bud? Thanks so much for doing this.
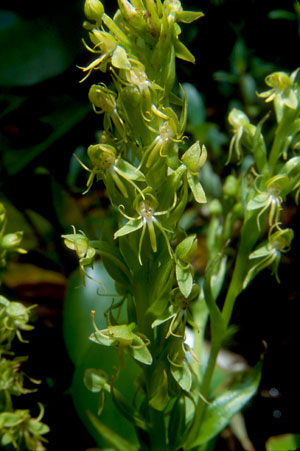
[223,175,239,197]
[84,0,104,23]
[0,232,23,251]
[175,235,198,263]
[182,142,207,174]
[63,232,89,258]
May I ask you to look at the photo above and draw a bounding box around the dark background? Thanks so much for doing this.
[1,0,299,449]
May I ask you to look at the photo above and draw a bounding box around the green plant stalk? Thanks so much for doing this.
[187,212,262,447]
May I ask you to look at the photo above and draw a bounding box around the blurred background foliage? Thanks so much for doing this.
[1,0,300,449]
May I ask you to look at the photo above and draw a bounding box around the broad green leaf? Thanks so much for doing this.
[63,262,123,365]
[176,264,193,298]
[266,434,300,451]
[187,172,207,204]
[87,411,139,451]
[185,362,262,448]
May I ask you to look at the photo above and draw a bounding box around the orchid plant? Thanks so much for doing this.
[63,1,300,450]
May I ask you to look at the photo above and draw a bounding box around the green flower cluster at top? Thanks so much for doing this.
[77,0,207,269]
[0,202,49,451]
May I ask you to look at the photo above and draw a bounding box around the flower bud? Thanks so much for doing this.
[175,235,197,263]
[181,141,207,174]
[208,199,222,216]
[228,108,250,128]
[84,0,104,23]
[88,144,116,170]
[88,85,116,112]
[0,232,23,251]
[63,232,89,258]
[223,175,239,197]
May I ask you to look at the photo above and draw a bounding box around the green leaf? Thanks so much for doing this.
[187,172,207,204]
[176,264,193,298]
[266,434,300,451]
[86,411,139,451]
[63,262,123,366]
[186,362,262,448]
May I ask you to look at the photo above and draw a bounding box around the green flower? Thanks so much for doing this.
[227,108,256,162]
[75,143,145,197]
[62,227,102,286]
[243,228,294,287]
[0,404,49,451]
[247,174,290,229]
[88,84,127,140]
[258,70,299,110]
[114,191,175,264]
[0,296,35,345]
[138,101,187,169]
[181,141,207,203]
[89,313,152,365]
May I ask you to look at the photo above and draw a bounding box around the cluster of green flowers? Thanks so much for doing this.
[63,1,300,449]
[63,0,208,448]
[201,69,300,345]
[0,202,49,451]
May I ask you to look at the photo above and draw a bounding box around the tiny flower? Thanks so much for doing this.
[88,84,127,140]
[89,312,152,365]
[258,70,299,112]
[152,285,199,339]
[243,228,294,287]
[181,141,207,203]
[114,191,176,264]
[62,227,102,287]
[75,143,145,197]
[0,232,26,255]
[227,108,256,162]
[139,100,187,169]
[247,174,290,230]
